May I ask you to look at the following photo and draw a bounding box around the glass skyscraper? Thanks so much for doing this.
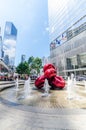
[0,36,2,59]
[3,21,17,67]
[21,54,26,63]
[4,21,17,40]
[0,27,2,59]
[48,0,86,76]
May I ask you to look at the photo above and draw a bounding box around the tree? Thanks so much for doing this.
[16,56,42,75]
[28,56,34,65]
[34,57,42,73]
[28,56,42,74]
[16,61,30,74]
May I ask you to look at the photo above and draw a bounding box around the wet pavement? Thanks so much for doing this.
[0,83,86,130]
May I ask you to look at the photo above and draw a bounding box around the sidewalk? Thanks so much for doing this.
[0,102,86,130]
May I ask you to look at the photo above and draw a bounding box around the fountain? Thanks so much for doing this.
[24,77,32,98]
[15,77,19,90]
[84,80,86,91]
[67,76,74,100]
[73,77,76,88]
[1,63,86,111]
[42,79,50,97]
[67,74,82,100]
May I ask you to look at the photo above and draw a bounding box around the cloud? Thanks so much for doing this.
[4,39,16,48]
[3,39,16,58]
[45,27,49,32]
[5,47,16,58]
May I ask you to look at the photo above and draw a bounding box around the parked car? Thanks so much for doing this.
[30,75,38,80]
[76,75,86,81]
[0,74,8,81]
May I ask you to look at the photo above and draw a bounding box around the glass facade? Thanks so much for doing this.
[0,36,2,59]
[21,55,26,63]
[48,0,86,77]
[3,22,17,67]
[48,0,86,42]
[4,21,17,40]
[0,27,3,60]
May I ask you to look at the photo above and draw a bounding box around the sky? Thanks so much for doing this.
[0,0,49,66]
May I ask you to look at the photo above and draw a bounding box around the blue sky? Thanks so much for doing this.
[0,0,49,66]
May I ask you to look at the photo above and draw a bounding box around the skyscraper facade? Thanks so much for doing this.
[3,21,17,67]
[48,0,86,77]
[0,27,3,60]
[0,28,2,58]
[21,54,26,63]
[0,35,2,59]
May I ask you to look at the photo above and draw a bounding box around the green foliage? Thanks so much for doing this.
[28,56,34,65]
[16,61,30,74]
[16,56,42,75]
[34,57,42,73]
[28,56,42,74]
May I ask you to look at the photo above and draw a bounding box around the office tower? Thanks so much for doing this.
[3,21,17,67]
[4,55,9,65]
[0,36,2,59]
[0,27,3,59]
[48,0,86,76]
[21,54,26,63]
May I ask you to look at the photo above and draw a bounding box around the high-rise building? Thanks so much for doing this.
[4,21,17,40]
[21,54,26,63]
[4,55,9,65]
[3,21,17,67]
[48,0,86,77]
[0,36,2,59]
[0,27,3,59]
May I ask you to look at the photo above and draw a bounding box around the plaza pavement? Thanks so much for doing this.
[0,81,86,130]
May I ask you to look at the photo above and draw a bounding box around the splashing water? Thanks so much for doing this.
[42,79,50,97]
[15,77,19,90]
[67,77,74,100]
[24,77,32,98]
[84,80,86,91]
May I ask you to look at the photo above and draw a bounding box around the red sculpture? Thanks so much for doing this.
[44,68,56,79]
[48,76,65,89]
[43,63,55,72]
[35,75,45,89]
[35,63,65,89]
